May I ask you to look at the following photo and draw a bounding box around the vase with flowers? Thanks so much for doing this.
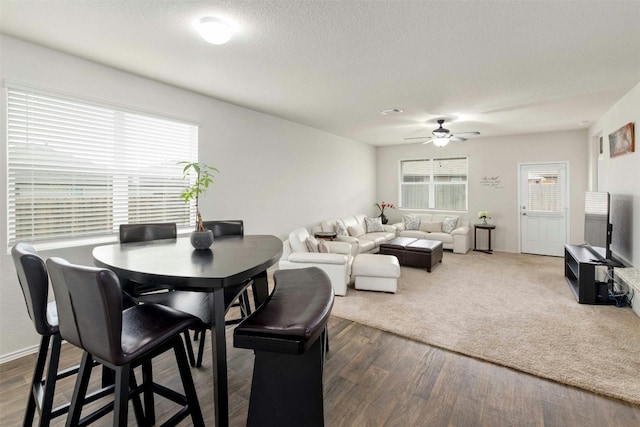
[375,202,395,224]
[180,161,219,249]
[478,210,491,225]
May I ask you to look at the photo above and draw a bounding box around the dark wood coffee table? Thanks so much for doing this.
[379,237,443,272]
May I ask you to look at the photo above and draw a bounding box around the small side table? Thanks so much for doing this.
[474,223,496,254]
[314,231,337,241]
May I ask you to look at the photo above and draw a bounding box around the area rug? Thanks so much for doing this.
[331,251,640,405]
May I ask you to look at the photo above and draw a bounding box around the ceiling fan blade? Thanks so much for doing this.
[403,136,432,140]
[453,131,480,138]
[450,136,467,142]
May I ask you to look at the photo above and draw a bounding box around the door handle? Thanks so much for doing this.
[522,213,527,216]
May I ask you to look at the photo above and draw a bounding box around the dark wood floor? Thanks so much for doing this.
[1,316,639,426]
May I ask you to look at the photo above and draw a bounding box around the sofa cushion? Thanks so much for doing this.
[335,221,348,236]
[348,224,366,237]
[318,240,331,253]
[359,233,386,246]
[403,215,420,230]
[289,228,311,253]
[420,221,442,233]
[442,217,459,234]
[428,232,454,243]
[305,236,319,252]
[364,217,384,233]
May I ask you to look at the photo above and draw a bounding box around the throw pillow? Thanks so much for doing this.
[348,224,366,237]
[305,236,319,252]
[420,221,442,233]
[318,240,331,253]
[442,217,459,234]
[364,217,384,233]
[335,221,348,236]
[403,214,420,230]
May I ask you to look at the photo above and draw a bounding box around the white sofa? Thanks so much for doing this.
[279,227,354,296]
[392,214,471,254]
[312,214,397,254]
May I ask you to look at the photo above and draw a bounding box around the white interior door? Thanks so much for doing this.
[519,162,569,256]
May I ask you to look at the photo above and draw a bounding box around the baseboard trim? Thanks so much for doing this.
[0,344,38,365]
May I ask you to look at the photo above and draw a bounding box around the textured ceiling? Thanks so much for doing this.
[1,0,639,146]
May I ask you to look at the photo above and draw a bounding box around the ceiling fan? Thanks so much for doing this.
[404,119,480,147]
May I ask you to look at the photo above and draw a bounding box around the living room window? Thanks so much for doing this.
[400,157,468,211]
[6,87,198,247]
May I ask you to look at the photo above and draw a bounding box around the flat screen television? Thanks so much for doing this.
[584,191,612,260]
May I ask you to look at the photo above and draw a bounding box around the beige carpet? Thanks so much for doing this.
[331,251,640,405]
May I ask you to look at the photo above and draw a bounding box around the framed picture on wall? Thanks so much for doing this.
[608,122,635,158]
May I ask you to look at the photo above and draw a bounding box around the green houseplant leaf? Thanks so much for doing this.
[179,161,219,231]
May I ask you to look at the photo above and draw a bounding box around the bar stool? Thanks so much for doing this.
[46,257,205,427]
[11,243,113,427]
[118,223,207,366]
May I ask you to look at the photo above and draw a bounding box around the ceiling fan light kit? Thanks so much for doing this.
[433,137,451,147]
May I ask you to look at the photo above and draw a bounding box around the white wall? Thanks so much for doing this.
[588,82,640,267]
[377,130,589,253]
[0,36,376,360]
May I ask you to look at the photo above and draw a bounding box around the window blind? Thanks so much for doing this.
[7,88,198,245]
[526,168,566,212]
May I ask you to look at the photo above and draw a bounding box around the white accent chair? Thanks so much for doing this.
[278,228,354,296]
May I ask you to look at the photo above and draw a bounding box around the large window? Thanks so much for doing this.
[6,87,199,246]
[400,157,468,211]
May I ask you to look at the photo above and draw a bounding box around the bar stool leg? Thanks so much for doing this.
[173,337,205,427]
[24,336,47,426]
[113,365,130,426]
[66,352,93,427]
[142,359,155,425]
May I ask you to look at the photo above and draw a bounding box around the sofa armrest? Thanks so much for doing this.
[336,235,359,245]
[325,240,353,255]
[451,225,469,236]
[288,252,348,265]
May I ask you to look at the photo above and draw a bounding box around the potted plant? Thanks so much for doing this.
[180,161,219,249]
[375,201,395,224]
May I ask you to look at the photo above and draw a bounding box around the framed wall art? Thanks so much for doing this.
[608,122,635,158]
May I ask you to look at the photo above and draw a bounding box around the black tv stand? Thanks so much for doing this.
[564,244,621,304]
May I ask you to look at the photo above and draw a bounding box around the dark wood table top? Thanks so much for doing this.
[92,234,283,291]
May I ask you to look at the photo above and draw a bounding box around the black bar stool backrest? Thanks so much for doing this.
[47,258,124,365]
[119,223,177,244]
[11,243,57,337]
[202,220,244,237]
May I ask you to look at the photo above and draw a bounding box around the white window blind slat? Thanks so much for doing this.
[7,87,199,245]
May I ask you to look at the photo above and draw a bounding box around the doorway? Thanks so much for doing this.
[518,162,569,256]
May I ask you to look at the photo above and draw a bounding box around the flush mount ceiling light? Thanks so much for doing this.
[198,17,232,45]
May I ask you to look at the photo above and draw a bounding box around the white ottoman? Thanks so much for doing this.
[352,254,401,293]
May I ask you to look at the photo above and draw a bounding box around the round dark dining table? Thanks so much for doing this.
[93,234,282,427]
